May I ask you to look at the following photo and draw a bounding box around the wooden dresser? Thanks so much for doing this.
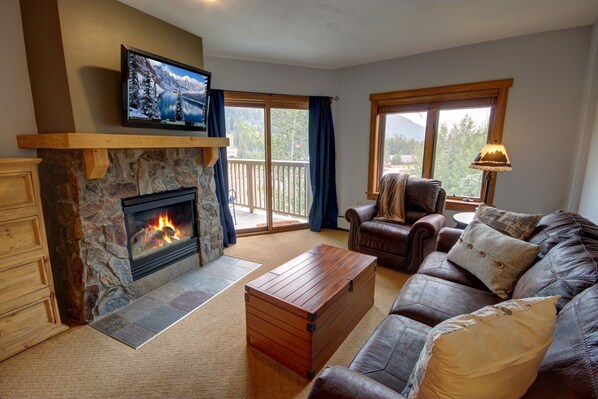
[0,158,67,361]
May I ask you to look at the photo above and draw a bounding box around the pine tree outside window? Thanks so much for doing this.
[368,79,512,210]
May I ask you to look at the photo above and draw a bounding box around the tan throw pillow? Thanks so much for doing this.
[447,220,540,298]
[403,296,559,399]
[475,203,542,240]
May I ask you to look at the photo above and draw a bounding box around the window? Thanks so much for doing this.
[368,79,512,210]
[224,92,310,233]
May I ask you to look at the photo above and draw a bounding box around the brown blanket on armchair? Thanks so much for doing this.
[374,172,408,224]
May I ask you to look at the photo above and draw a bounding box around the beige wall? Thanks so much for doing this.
[0,0,37,157]
[576,20,598,223]
[335,28,591,220]
[21,0,204,136]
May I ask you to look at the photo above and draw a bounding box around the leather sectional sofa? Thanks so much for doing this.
[308,211,598,399]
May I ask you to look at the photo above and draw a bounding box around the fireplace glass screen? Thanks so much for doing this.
[127,201,194,260]
[122,188,199,281]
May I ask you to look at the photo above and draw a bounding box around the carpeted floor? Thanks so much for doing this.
[0,229,410,399]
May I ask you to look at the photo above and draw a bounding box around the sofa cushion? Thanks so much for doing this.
[349,315,431,393]
[475,202,542,240]
[404,177,441,214]
[528,211,598,258]
[418,251,489,291]
[389,274,501,327]
[359,221,410,256]
[523,284,598,399]
[512,236,598,311]
[447,220,540,298]
[403,296,559,399]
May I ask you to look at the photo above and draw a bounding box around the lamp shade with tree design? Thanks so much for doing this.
[469,142,512,204]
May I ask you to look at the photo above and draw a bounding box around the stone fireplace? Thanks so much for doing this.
[37,147,223,323]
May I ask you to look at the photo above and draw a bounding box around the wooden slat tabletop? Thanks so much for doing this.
[245,244,377,319]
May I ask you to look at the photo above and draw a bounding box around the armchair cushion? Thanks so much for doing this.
[404,177,441,214]
[359,221,411,257]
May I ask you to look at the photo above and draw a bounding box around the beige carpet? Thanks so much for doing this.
[0,229,409,399]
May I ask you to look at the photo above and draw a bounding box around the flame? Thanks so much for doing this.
[155,212,181,244]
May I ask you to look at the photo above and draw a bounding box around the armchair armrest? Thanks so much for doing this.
[436,227,464,253]
[345,204,378,251]
[308,366,406,399]
[405,213,446,272]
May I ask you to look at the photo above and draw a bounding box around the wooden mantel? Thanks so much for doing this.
[17,133,229,179]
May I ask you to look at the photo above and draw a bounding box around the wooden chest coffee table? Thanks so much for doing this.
[245,244,377,379]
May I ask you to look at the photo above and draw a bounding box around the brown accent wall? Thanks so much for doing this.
[20,0,204,135]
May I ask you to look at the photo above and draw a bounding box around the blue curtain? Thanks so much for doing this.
[308,96,338,231]
[207,89,236,246]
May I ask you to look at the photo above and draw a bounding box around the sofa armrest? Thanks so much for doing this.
[308,366,406,399]
[405,213,446,272]
[345,204,378,251]
[436,227,463,253]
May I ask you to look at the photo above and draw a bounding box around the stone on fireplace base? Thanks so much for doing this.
[130,254,200,299]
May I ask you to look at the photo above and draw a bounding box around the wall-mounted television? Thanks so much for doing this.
[121,45,211,131]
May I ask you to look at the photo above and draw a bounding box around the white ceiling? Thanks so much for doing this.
[119,0,598,69]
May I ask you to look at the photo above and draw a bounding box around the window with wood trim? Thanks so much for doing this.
[368,79,513,210]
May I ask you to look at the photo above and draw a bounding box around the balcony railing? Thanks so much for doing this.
[227,159,310,219]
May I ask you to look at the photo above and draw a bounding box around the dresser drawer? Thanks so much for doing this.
[0,216,43,259]
[0,296,56,349]
[0,257,49,306]
[0,172,36,211]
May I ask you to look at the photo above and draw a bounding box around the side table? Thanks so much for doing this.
[453,212,475,229]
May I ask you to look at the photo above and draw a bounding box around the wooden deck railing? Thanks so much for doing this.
[227,159,310,219]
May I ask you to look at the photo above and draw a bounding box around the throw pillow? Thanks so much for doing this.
[475,202,542,240]
[403,296,559,399]
[447,220,540,298]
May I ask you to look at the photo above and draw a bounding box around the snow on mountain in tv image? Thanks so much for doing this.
[127,54,208,124]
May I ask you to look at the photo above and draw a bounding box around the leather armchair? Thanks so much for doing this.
[345,177,446,273]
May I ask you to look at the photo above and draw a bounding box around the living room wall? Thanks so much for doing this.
[336,27,591,219]
[204,56,338,97]
[206,27,592,226]
[0,0,37,157]
[20,0,204,135]
[577,20,598,224]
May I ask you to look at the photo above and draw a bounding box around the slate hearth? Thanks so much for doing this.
[38,148,224,323]
[91,255,261,348]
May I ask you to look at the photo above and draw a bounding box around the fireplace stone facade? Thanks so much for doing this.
[38,148,223,323]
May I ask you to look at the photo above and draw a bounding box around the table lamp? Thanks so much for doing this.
[469,141,512,205]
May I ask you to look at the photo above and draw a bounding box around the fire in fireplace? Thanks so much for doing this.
[122,188,199,280]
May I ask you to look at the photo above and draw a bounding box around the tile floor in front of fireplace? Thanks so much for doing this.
[90,256,261,349]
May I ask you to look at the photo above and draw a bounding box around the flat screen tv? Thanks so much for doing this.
[121,45,211,131]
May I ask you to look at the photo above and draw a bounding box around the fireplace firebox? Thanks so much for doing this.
[122,188,199,281]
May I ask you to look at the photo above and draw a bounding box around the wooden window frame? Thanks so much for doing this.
[223,91,309,236]
[368,79,513,211]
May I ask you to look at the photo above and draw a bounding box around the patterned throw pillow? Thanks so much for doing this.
[475,203,542,240]
[447,220,540,298]
[403,296,559,399]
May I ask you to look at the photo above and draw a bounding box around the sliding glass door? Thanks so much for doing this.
[224,93,310,234]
